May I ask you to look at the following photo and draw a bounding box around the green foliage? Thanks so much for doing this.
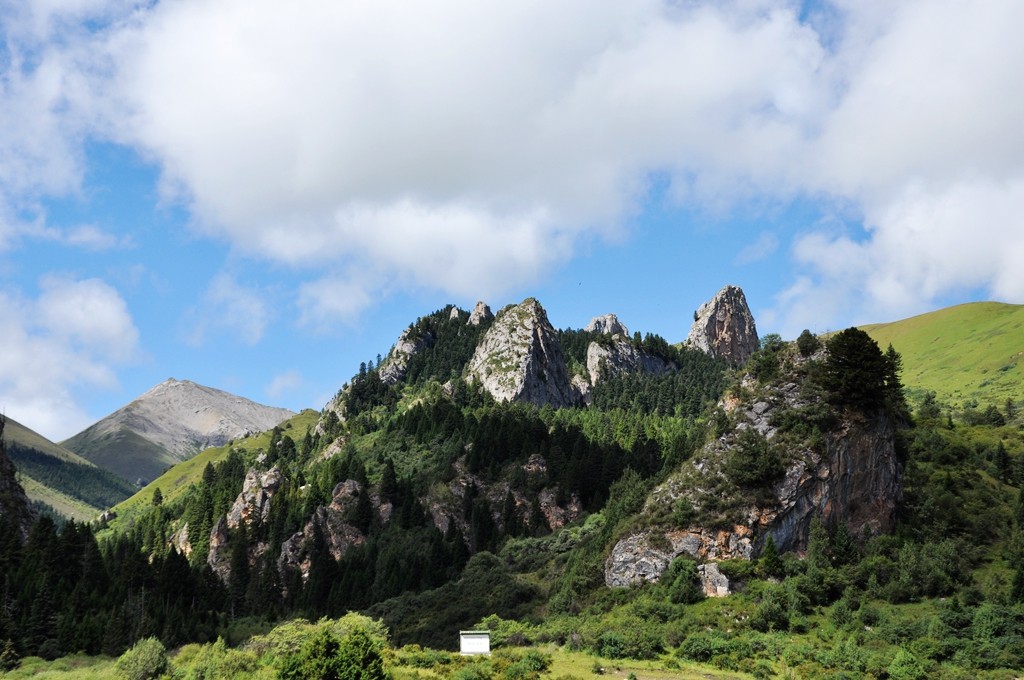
[821,327,889,411]
[664,557,704,605]
[796,329,821,357]
[724,429,783,488]
[280,626,388,680]
[7,442,136,509]
[114,637,167,680]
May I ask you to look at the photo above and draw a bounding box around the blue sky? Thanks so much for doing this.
[2,0,1023,441]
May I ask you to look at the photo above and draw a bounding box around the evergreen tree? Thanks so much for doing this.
[759,535,783,579]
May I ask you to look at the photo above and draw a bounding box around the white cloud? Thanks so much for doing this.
[736,231,780,265]
[297,275,374,332]
[266,370,302,400]
[0,277,139,439]
[0,0,1022,332]
[183,273,269,346]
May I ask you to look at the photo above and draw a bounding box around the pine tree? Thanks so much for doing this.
[759,535,783,579]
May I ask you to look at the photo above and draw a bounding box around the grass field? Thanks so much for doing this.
[861,301,1024,408]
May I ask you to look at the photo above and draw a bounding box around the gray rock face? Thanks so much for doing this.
[686,285,759,364]
[465,298,580,407]
[467,301,494,326]
[585,314,629,336]
[586,336,674,386]
[226,467,283,530]
[378,327,435,385]
[277,479,367,583]
[605,527,753,589]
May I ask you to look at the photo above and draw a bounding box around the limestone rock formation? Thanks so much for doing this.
[277,479,367,582]
[686,285,759,364]
[226,467,283,530]
[378,326,435,385]
[585,314,629,336]
[606,352,902,589]
[586,336,674,386]
[465,298,580,407]
[467,301,494,326]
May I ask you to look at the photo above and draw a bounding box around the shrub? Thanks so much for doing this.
[115,637,168,680]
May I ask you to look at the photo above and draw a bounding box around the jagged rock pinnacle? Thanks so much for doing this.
[686,285,759,364]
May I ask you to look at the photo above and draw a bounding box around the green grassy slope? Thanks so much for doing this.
[4,416,134,520]
[862,301,1024,407]
[6,417,95,466]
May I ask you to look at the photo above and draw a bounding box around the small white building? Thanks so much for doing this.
[459,630,491,656]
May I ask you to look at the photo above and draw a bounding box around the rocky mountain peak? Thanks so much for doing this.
[686,285,759,364]
[585,313,629,336]
[465,298,579,407]
[467,301,494,326]
[62,379,295,485]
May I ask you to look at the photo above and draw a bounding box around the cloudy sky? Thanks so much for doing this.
[1,0,1022,440]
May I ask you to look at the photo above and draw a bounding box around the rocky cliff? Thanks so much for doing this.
[606,346,902,589]
[585,335,674,386]
[378,326,435,385]
[465,298,580,407]
[686,285,759,364]
[63,379,295,485]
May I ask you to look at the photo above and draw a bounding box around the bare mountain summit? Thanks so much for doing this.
[465,298,580,408]
[686,285,759,364]
[62,379,295,485]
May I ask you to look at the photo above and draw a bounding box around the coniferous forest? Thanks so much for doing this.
[2,306,1024,679]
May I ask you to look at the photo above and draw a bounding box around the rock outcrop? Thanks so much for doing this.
[206,466,284,580]
[585,314,629,336]
[586,336,674,386]
[606,350,902,589]
[467,301,494,326]
[226,467,283,530]
[686,285,759,364]
[379,327,435,385]
[277,480,367,582]
[465,298,580,407]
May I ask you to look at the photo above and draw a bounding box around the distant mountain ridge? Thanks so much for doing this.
[62,378,295,485]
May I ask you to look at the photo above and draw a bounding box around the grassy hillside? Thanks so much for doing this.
[4,416,135,520]
[62,426,179,485]
[5,417,95,465]
[862,301,1024,407]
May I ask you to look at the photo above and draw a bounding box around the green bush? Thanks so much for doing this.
[115,637,168,680]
